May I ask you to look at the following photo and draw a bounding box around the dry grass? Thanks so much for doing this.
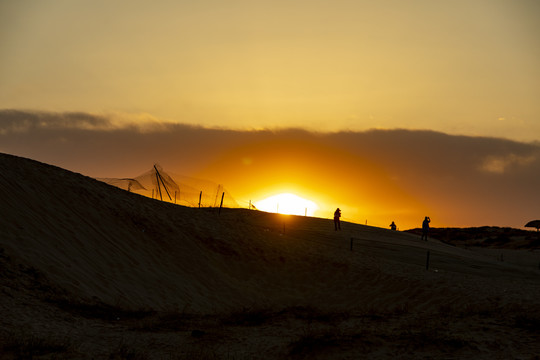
[1,294,539,359]
[1,330,75,359]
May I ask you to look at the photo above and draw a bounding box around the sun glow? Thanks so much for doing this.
[254,193,319,216]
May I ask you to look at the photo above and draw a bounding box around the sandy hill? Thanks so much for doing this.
[1,152,539,359]
[406,226,540,249]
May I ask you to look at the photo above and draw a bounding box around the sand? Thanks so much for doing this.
[1,152,539,359]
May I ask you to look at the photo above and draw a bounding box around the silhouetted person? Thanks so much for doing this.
[422,216,431,241]
[334,208,341,230]
[390,221,397,231]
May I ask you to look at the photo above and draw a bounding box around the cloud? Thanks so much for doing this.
[0,109,177,134]
[0,110,112,134]
[1,110,539,229]
[480,154,536,174]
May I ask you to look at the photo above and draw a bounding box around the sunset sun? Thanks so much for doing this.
[255,193,319,216]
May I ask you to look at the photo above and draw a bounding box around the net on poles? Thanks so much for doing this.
[98,164,239,208]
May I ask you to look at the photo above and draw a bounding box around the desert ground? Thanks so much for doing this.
[1,152,539,359]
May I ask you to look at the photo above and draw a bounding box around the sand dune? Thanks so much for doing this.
[1,152,539,359]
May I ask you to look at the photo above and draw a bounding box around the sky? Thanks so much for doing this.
[1,1,539,229]
[1,0,539,140]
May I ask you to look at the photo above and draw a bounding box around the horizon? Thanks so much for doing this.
[1,110,539,231]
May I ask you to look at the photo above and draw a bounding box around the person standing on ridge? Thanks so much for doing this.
[334,208,341,231]
[422,216,431,241]
[390,221,397,231]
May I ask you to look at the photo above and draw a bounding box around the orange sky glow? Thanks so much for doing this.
[2,111,538,230]
[194,135,425,228]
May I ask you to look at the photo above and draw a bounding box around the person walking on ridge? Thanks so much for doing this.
[334,208,341,231]
[422,216,431,241]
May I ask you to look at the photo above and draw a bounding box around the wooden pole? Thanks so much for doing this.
[154,165,172,201]
[199,191,202,208]
[155,172,163,201]
[219,192,224,214]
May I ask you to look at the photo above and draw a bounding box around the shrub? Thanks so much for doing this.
[220,307,274,326]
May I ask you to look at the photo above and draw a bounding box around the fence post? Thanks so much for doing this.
[218,192,225,214]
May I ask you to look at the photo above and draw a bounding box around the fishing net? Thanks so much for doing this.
[98,164,239,208]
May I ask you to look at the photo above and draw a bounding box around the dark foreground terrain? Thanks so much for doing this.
[1,152,540,359]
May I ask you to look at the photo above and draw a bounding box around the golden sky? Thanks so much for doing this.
[1,2,539,230]
[1,0,539,141]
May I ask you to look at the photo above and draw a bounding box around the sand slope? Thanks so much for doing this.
[1,152,539,359]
